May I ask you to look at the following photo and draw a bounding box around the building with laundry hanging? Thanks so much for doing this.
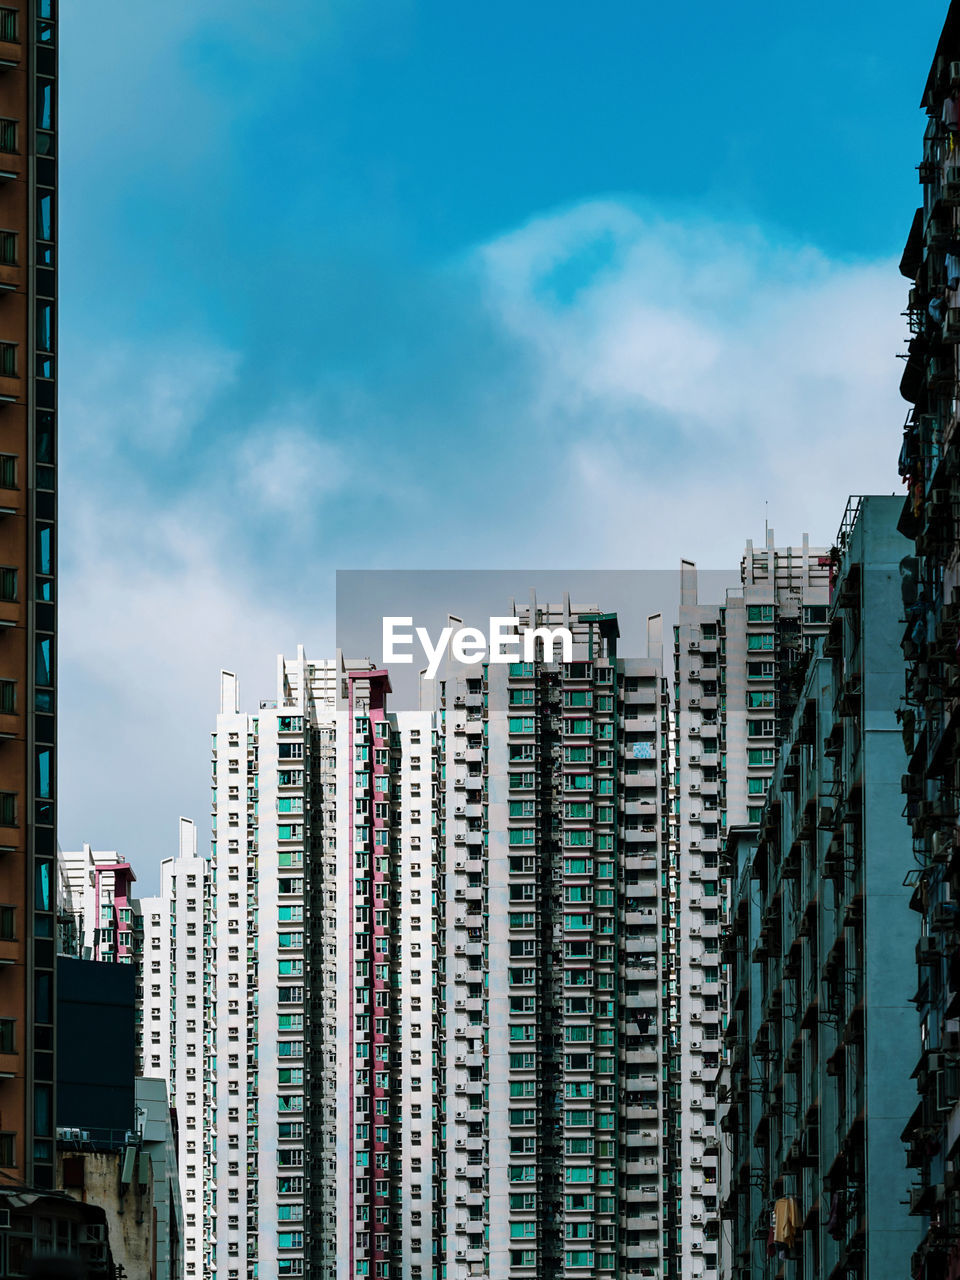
[718,497,919,1280]
[672,533,829,1279]
[895,4,960,1276]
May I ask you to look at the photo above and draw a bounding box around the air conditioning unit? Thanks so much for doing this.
[456,1111,466,1120]
[932,829,954,862]
[918,936,941,964]
[456,1139,466,1148]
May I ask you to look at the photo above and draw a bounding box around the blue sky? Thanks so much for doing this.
[57,0,947,886]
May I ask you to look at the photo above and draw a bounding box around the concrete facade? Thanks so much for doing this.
[719,498,919,1280]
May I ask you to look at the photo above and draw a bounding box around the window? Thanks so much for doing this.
[747,691,774,708]
[509,689,535,706]
[746,633,775,651]
[0,794,15,827]
[747,661,774,681]
[0,566,16,601]
[565,719,593,736]
[563,690,592,708]
[37,78,53,133]
[509,800,535,817]
[0,680,13,714]
[509,829,535,846]
[746,605,774,622]
[747,719,775,738]
[37,191,52,246]
[508,717,536,735]
[36,301,52,353]
[0,1019,13,1053]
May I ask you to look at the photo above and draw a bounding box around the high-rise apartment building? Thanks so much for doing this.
[426,602,672,1280]
[140,817,208,1279]
[57,844,144,965]
[0,0,58,1190]
[208,652,340,1280]
[335,660,434,1280]
[896,2,960,1270]
[672,535,829,1276]
[719,497,918,1280]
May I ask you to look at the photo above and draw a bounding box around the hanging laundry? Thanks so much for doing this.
[825,1190,844,1239]
[773,1195,801,1249]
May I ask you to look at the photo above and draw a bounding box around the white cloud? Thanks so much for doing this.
[235,416,350,516]
[474,200,906,562]
[59,503,335,888]
[66,339,239,456]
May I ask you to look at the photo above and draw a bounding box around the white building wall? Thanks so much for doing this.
[140,817,207,1280]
